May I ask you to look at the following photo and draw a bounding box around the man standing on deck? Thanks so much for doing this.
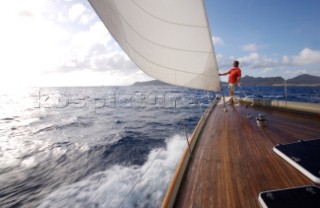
[219,60,242,104]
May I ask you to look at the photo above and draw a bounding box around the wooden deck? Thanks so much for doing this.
[173,101,320,208]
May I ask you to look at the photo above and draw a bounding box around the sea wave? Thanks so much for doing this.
[39,135,187,208]
[0,85,319,208]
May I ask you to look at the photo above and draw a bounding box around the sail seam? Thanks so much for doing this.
[131,0,207,28]
[89,0,221,91]
[124,19,211,54]
[115,2,211,54]
[120,17,211,54]
[126,41,213,77]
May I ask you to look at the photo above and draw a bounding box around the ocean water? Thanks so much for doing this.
[0,85,319,208]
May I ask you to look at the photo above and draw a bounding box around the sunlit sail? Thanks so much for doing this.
[88,0,220,91]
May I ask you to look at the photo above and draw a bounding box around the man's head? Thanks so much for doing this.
[233,61,239,67]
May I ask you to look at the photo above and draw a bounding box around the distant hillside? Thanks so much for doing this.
[240,76,285,86]
[239,74,320,86]
[287,74,320,85]
[132,80,171,86]
[132,74,320,87]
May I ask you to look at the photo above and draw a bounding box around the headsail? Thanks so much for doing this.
[89,0,220,91]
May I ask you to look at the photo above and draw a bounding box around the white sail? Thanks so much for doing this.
[89,0,220,91]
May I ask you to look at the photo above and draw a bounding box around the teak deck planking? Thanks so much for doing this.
[173,102,320,208]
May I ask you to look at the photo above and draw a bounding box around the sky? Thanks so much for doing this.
[0,0,319,87]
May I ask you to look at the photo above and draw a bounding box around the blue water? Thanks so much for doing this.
[0,85,319,208]
[236,86,320,103]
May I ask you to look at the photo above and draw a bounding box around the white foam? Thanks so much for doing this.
[21,156,37,168]
[39,135,187,208]
[0,137,43,169]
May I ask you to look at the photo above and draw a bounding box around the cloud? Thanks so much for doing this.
[216,54,223,65]
[238,53,278,69]
[282,55,290,64]
[18,10,34,18]
[0,0,147,87]
[55,20,139,76]
[47,3,139,75]
[261,68,273,73]
[46,1,94,25]
[69,3,86,22]
[242,43,258,52]
[285,69,307,75]
[87,50,138,73]
[212,36,224,46]
[282,48,320,65]
[238,52,260,64]
[216,53,278,78]
[218,48,320,79]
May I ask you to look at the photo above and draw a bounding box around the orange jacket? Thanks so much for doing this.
[228,67,241,83]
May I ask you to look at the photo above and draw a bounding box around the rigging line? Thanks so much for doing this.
[238,83,248,98]
[284,80,288,107]
[218,73,228,111]
[221,91,227,111]
[237,83,255,108]
[117,147,165,208]
[237,83,254,117]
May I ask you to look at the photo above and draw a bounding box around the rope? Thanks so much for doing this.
[218,76,228,111]
[237,83,248,98]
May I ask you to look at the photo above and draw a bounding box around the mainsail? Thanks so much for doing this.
[89,0,220,91]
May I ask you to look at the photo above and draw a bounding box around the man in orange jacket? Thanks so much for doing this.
[219,60,242,104]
